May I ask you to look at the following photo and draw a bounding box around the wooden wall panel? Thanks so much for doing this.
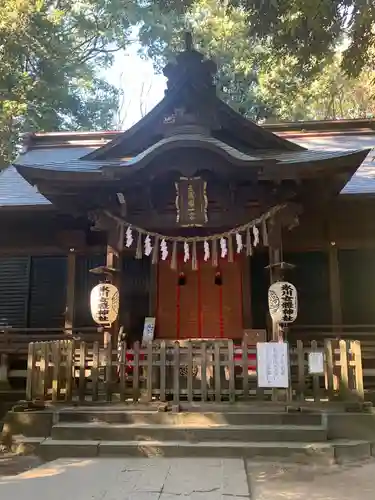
[178,260,199,339]
[121,256,150,341]
[0,257,30,328]
[157,260,177,339]
[28,256,67,328]
[221,258,243,339]
[200,260,221,338]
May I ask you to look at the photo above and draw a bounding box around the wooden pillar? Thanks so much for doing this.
[0,327,10,388]
[328,243,342,331]
[268,219,284,342]
[105,222,123,347]
[149,259,158,318]
[64,251,76,334]
[0,354,9,389]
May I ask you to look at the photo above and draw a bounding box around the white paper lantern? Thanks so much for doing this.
[268,281,298,324]
[90,283,119,325]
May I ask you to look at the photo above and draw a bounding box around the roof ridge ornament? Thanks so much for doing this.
[163,31,217,94]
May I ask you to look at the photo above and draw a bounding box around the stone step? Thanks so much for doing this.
[38,438,337,465]
[51,422,327,442]
[57,410,324,427]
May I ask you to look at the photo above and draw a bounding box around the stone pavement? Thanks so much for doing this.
[249,459,375,500]
[1,457,375,499]
[0,457,250,499]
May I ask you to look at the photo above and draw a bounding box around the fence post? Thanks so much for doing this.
[227,340,235,404]
[132,341,140,402]
[65,339,75,402]
[310,340,321,402]
[324,339,335,399]
[338,339,349,400]
[173,341,180,406]
[0,327,10,389]
[352,340,364,400]
[79,342,86,403]
[105,339,113,402]
[92,341,100,402]
[39,343,49,402]
[296,340,305,401]
[119,341,126,402]
[26,343,36,401]
[187,341,194,403]
[51,341,61,403]
[214,342,221,403]
[200,342,207,402]
[160,341,166,402]
[146,342,153,402]
[241,338,249,401]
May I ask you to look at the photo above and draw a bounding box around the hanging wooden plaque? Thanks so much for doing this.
[175,176,208,227]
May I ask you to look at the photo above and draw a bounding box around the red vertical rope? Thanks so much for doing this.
[197,257,202,338]
[176,258,181,339]
[156,261,160,335]
[219,266,224,338]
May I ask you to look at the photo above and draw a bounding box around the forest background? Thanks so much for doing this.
[1,0,374,165]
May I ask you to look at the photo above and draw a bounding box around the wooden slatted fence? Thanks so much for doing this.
[25,338,364,404]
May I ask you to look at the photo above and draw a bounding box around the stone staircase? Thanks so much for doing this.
[32,405,369,464]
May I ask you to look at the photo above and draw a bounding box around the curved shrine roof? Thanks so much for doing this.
[2,123,374,208]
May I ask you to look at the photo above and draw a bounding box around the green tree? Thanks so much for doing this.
[138,0,271,119]
[138,0,375,122]
[150,0,375,76]
[0,0,142,166]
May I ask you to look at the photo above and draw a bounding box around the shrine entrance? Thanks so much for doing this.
[156,255,243,340]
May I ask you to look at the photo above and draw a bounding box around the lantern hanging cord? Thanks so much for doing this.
[103,204,286,244]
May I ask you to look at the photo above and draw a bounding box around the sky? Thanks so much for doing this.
[106,43,167,130]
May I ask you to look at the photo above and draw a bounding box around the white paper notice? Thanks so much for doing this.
[256,342,289,388]
[142,317,156,344]
[308,352,324,374]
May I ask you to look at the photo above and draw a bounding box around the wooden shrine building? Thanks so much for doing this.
[1,37,375,385]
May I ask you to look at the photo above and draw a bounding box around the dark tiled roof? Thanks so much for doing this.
[14,134,368,172]
[0,146,97,207]
[0,166,51,206]
[290,135,375,194]
[1,131,375,208]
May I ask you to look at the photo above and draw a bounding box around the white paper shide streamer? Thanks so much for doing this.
[253,226,260,247]
[125,227,133,248]
[184,242,190,262]
[144,235,153,256]
[220,237,228,258]
[160,239,168,261]
[235,232,243,253]
[203,240,210,261]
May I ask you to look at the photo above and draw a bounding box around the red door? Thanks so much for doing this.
[157,256,243,339]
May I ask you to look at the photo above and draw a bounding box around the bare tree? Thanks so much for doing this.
[139,79,153,118]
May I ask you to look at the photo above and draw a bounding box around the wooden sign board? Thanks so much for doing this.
[142,317,156,344]
[243,329,267,344]
[175,176,208,227]
[308,352,325,374]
